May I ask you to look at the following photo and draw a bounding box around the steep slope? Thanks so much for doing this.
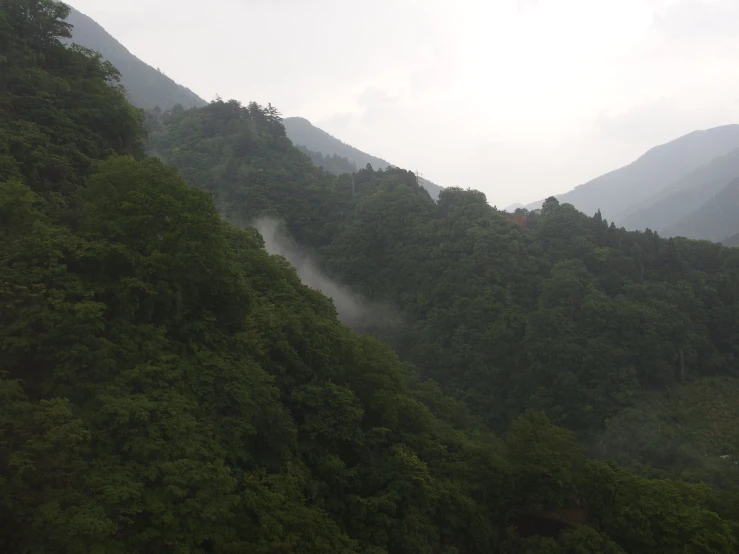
[283,116,444,199]
[620,148,739,233]
[297,144,358,174]
[151,104,739,441]
[62,9,442,198]
[284,117,389,169]
[525,125,739,221]
[64,6,207,110]
[662,176,739,241]
[8,4,739,553]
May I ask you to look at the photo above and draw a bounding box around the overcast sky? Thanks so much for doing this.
[70,0,739,208]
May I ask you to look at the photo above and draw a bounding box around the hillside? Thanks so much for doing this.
[620,148,739,233]
[1,4,509,552]
[148,100,739,546]
[662,176,739,242]
[64,6,207,110]
[149,99,739,544]
[283,116,444,199]
[596,377,739,486]
[525,125,739,222]
[151,104,739,439]
[63,8,444,199]
[724,232,739,247]
[4,1,739,552]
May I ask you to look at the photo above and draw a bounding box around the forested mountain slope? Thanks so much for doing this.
[64,6,207,110]
[663,176,739,242]
[283,116,444,199]
[151,104,739,433]
[284,117,390,170]
[296,144,358,174]
[620,148,739,234]
[2,4,502,552]
[150,98,739,494]
[3,1,739,552]
[525,125,739,222]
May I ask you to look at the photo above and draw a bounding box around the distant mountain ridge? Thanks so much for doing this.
[662,176,739,242]
[505,203,525,212]
[65,8,443,198]
[65,7,207,110]
[283,117,444,199]
[620,148,739,234]
[525,125,739,222]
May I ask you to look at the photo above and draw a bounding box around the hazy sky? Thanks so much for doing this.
[70,0,739,208]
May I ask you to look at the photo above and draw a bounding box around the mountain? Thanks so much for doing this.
[525,125,739,222]
[620,148,739,233]
[662,176,739,242]
[64,6,207,110]
[150,102,739,439]
[2,5,509,552]
[6,2,739,552]
[63,8,442,198]
[283,116,444,199]
[724,232,739,246]
[147,99,739,546]
[505,202,525,212]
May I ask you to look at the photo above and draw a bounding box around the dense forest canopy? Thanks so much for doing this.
[2,1,739,552]
[282,116,445,199]
[149,101,739,437]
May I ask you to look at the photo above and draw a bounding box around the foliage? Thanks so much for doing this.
[154,104,739,439]
[2,1,739,552]
[297,144,359,175]
[282,116,444,199]
[64,6,207,110]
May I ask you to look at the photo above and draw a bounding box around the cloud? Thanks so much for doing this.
[517,0,539,15]
[650,0,739,43]
[252,217,404,334]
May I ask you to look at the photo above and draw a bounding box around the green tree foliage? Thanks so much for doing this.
[148,95,739,548]
[297,144,359,175]
[2,1,739,552]
[64,6,207,111]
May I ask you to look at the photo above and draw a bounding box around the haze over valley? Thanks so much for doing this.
[4,1,739,552]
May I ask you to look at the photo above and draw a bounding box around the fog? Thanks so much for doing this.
[253,217,402,333]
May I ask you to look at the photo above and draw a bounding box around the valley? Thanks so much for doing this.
[2,1,739,552]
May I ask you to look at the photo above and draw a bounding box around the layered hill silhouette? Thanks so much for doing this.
[662,176,739,242]
[524,125,739,234]
[66,7,207,110]
[66,7,441,196]
[283,117,444,198]
[5,1,739,551]
[619,148,739,234]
